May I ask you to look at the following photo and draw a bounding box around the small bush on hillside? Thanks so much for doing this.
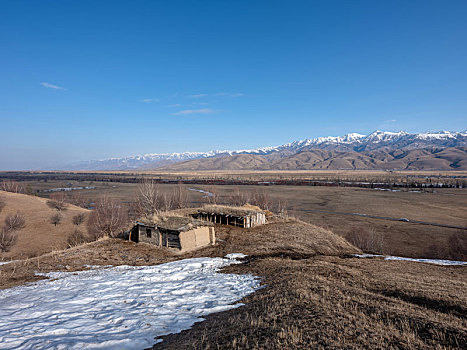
[447,232,467,260]
[4,212,26,232]
[47,192,68,211]
[425,232,467,261]
[50,213,62,226]
[0,196,5,214]
[72,213,86,226]
[67,229,90,247]
[0,227,17,252]
[345,227,384,253]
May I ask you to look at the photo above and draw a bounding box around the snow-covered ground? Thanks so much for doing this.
[0,255,260,349]
[0,261,14,266]
[354,254,467,266]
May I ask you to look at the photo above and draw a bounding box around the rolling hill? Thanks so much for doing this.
[0,191,90,259]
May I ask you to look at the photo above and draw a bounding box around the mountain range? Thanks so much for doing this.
[66,131,467,171]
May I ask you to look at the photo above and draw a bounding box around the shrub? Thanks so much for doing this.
[47,192,68,211]
[0,196,5,214]
[50,213,62,226]
[4,212,26,232]
[67,229,89,247]
[0,227,17,252]
[72,213,86,226]
[345,227,384,253]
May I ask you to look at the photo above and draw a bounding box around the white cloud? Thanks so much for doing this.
[172,108,215,116]
[187,93,207,98]
[214,92,244,97]
[40,82,66,90]
[168,103,182,107]
[384,119,397,123]
[141,98,160,103]
[192,102,209,105]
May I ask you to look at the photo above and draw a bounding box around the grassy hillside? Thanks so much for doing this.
[155,255,467,349]
[0,215,464,349]
[0,191,90,259]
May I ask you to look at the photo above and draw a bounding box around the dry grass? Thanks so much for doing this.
[0,190,90,259]
[154,256,467,349]
[0,205,464,349]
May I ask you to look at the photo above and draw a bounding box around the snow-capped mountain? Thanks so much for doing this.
[64,130,467,170]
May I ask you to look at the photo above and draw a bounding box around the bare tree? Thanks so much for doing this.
[4,212,26,231]
[161,192,174,212]
[203,186,219,204]
[50,213,62,226]
[0,227,17,252]
[134,180,161,217]
[171,184,188,209]
[72,213,86,226]
[1,180,25,194]
[274,199,288,216]
[225,187,250,206]
[251,189,272,210]
[87,196,128,239]
[1,211,26,252]
[0,196,5,214]
[47,192,68,211]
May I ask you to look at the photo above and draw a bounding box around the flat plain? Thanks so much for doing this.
[14,169,467,259]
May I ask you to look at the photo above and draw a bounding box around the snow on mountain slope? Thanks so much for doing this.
[64,131,467,170]
[0,255,260,350]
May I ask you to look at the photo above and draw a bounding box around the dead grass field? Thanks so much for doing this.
[190,185,467,259]
[0,218,359,290]
[15,178,467,259]
[155,256,467,349]
[0,191,90,259]
[0,206,465,349]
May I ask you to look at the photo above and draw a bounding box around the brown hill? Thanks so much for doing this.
[156,147,467,171]
[0,191,90,259]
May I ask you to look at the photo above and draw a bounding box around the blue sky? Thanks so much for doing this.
[1,0,466,169]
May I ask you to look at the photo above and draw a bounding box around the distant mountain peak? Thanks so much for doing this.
[63,130,467,170]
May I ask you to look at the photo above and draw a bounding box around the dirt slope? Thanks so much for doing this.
[0,191,90,259]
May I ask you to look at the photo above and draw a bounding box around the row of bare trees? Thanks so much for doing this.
[1,180,25,194]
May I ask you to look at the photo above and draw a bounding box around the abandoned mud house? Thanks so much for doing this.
[192,204,267,228]
[129,216,215,252]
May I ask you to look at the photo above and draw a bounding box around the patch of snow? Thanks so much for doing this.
[353,254,466,266]
[225,253,248,259]
[188,188,213,197]
[0,256,260,349]
[0,261,13,266]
